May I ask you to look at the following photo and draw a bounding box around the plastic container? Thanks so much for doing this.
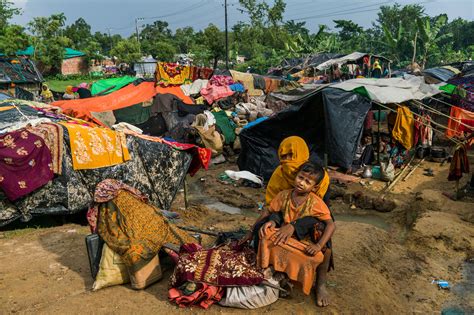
[371,165,381,179]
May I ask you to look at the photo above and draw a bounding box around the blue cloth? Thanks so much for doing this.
[229,83,245,92]
[243,117,269,129]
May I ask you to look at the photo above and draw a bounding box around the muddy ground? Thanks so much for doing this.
[0,160,473,314]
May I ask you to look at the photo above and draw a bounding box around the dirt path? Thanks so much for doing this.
[0,161,473,314]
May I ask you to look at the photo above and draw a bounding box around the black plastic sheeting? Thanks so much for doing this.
[238,88,371,181]
[423,67,456,82]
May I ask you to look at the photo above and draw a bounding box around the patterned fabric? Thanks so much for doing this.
[191,66,214,81]
[0,129,54,201]
[28,123,64,174]
[93,178,148,203]
[170,243,264,287]
[414,114,433,148]
[258,226,324,295]
[169,283,223,309]
[97,190,195,273]
[269,190,332,223]
[156,62,193,86]
[60,122,130,170]
[209,75,234,86]
[121,129,211,176]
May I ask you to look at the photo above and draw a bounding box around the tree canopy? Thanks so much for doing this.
[1,0,472,74]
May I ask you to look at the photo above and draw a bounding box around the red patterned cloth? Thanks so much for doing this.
[170,243,264,287]
[169,283,223,309]
[209,75,234,86]
[0,129,54,200]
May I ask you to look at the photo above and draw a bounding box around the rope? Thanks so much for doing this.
[410,99,474,131]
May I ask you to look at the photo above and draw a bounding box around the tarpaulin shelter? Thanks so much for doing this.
[238,86,372,180]
[0,100,198,227]
[90,76,138,95]
[53,82,194,123]
[331,75,442,104]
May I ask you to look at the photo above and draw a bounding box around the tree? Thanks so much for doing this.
[0,0,20,30]
[417,14,452,68]
[0,24,29,55]
[174,27,195,54]
[110,39,141,64]
[28,14,72,73]
[201,24,226,69]
[64,18,92,51]
[150,41,177,61]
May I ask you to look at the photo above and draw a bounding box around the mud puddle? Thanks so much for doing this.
[335,213,391,231]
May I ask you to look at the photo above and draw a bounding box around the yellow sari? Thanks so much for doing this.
[265,136,329,205]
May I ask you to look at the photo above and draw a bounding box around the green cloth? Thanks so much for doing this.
[14,46,85,59]
[439,84,457,95]
[113,104,151,125]
[212,111,236,144]
[91,76,137,95]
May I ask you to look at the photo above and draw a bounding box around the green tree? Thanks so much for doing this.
[201,24,226,69]
[64,18,92,51]
[0,0,20,30]
[0,25,29,55]
[417,14,452,68]
[28,13,72,73]
[150,41,177,62]
[110,39,141,64]
[174,27,195,54]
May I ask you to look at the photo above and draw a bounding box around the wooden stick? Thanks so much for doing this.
[183,178,189,210]
[403,158,425,181]
[383,154,415,193]
[177,226,220,236]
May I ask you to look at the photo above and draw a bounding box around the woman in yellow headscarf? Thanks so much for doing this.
[265,136,330,206]
[40,84,54,103]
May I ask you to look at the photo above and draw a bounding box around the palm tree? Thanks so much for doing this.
[417,14,452,68]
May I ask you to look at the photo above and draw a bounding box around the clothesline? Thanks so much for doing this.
[429,96,456,108]
[371,100,462,146]
[410,99,474,131]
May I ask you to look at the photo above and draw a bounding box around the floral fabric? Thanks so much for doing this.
[170,243,264,287]
[28,122,64,174]
[156,62,193,86]
[0,129,54,200]
[60,122,130,170]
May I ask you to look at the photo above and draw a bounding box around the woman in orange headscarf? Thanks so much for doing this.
[265,136,330,206]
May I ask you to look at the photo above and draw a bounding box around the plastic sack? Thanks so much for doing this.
[224,170,263,185]
[218,278,279,309]
[380,160,395,182]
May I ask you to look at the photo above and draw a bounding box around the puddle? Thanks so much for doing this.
[442,259,474,314]
[335,213,391,231]
[206,202,242,214]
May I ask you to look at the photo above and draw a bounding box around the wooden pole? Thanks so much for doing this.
[403,158,425,182]
[183,178,189,210]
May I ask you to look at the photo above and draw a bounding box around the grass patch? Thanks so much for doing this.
[2,226,42,239]
[45,79,93,92]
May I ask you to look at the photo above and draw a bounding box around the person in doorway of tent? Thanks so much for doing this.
[372,58,382,78]
[352,131,375,170]
[257,162,336,307]
[76,82,92,99]
[62,85,77,100]
[40,84,54,103]
[331,65,342,82]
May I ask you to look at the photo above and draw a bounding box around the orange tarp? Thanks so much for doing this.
[53,82,193,122]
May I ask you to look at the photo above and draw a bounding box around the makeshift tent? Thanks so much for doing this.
[0,100,196,227]
[316,52,368,71]
[53,82,194,122]
[15,46,85,59]
[90,76,138,95]
[331,75,442,104]
[423,66,459,83]
[238,87,372,180]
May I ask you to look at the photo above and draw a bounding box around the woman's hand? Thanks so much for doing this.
[259,221,276,238]
[305,243,322,256]
[273,224,295,246]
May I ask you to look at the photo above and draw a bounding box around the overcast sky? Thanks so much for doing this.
[10,0,474,36]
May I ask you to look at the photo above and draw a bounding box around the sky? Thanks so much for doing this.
[10,0,474,36]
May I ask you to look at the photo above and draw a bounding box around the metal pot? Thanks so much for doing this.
[431,147,447,159]
[362,165,373,178]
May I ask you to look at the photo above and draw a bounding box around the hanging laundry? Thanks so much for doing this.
[392,105,415,150]
[414,114,433,148]
[28,122,64,174]
[60,123,130,170]
[155,62,193,86]
[446,106,474,138]
[209,75,234,86]
[0,129,54,201]
[448,143,470,181]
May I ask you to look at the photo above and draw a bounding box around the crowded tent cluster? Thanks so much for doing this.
[0,57,473,310]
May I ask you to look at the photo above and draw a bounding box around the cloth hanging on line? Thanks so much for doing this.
[60,122,130,170]
[0,129,54,201]
[392,105,415,150]
[448,143,470,181]
[414,114,433,148]
[155,62,193,86]
[446,106,474,138]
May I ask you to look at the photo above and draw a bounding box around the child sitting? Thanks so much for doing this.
[255,162,336,307]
